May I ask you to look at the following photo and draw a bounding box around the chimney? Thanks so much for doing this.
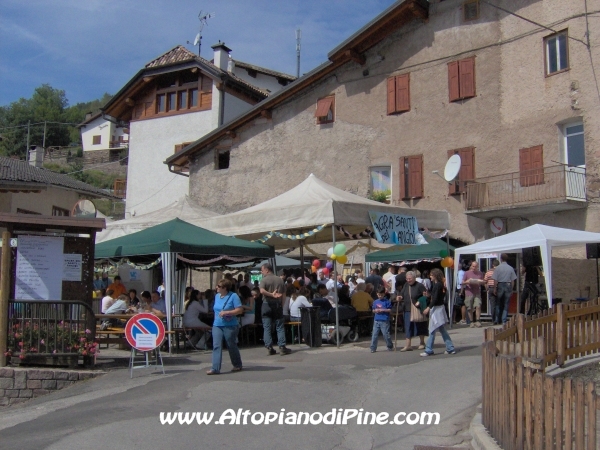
[211,41,232,70]
[28,146,44,168]
[85,111,93,121]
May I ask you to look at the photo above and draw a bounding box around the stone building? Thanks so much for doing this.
[166,0,600,300]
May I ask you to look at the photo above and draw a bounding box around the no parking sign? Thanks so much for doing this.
[125,313,165,351]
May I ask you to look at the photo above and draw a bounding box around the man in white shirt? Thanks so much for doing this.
[383,266,397,295]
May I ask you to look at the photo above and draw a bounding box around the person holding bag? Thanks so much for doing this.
[397,271,428,351]
[421,268,456,356]
[207,279,244,375]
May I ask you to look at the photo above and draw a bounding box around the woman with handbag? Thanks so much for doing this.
[207,279,244,375]
[420,268,456,356]
[397,271,428,351]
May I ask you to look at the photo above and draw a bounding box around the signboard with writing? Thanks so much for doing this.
[369,211,422,245]
[125,313,165,351]
[63,254,82,281]
[16,235,64,300]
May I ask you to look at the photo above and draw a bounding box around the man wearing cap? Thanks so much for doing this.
[491,254,517,324]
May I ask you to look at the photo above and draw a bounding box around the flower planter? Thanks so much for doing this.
[18,353,80,368]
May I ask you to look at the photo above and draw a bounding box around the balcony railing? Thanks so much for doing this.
[466,165,586,212]
[109,140,128,149]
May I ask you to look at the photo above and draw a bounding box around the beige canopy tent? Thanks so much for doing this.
[194,174,450,247]
[96,196,218,243]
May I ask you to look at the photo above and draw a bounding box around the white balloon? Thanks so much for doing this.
[327,247,334,258]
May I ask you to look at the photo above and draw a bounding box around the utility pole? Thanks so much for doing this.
[296,28,302,79]
[26,120,30,155]
[42,121,47,150]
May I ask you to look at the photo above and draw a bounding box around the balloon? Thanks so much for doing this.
[326,262,333,270]
[322,267,329,276]
[311,265,317,273]
[327,247,334,258]
[441,256,454,268]
[333,243,347,256]
[439,249,449,258]
[337,255,348,264]
[330,253,337,261]
[313,259,321,269]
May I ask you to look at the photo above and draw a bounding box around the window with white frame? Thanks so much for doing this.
[370,166,391,198]
[545,30,568,75]
[564,122,585,167]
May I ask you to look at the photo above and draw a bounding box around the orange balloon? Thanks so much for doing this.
[311,265,317,273]
[441,256,454,268]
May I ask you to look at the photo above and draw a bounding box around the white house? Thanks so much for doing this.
[100,43,295,217]
[78,112,129,153]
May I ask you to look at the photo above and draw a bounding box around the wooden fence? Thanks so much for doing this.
[482,299,600,448]
[484,299,600,369]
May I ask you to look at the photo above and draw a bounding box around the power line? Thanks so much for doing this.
[0,121,80,131]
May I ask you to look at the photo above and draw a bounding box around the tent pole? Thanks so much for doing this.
[332,225,339,349]
[300,240,304,276]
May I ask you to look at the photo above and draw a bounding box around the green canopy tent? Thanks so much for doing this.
[365,239,454,263]
[95,218,274,348]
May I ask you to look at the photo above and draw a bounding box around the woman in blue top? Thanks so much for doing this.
[207,279,244,375]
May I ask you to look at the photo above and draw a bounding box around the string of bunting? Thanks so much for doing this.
[276,247,296,256]
[94,256,162,271]
[177,254,257,265]
[304,241,381,258]
[335,225,375,240]
[252,224,328,244]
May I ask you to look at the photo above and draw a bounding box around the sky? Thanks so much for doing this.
[0,0,397,107]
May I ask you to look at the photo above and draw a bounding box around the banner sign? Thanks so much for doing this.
[369,211,422,245]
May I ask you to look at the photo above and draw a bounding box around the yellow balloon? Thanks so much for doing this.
[337,255,348,264]
[330,254,337,260]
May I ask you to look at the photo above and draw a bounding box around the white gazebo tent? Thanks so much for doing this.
[454,225,600,307]
[96,196,218,243]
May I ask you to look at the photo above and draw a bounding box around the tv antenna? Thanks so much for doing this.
[187,11,215,57]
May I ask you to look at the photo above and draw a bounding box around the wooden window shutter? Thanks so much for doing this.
[387,77,397,115]
[408,155,423,198]
[399,157,407,199]
[459,147,475,192]
[458,57,476,99]
[395,74,410,113]
[174,144,183,153]
[519,145,544,186]
[315,97,333,118]
[448,61,460,102]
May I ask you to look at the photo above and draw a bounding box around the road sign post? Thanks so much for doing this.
[125,313,166,378]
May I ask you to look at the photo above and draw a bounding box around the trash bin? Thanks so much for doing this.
[300,307,321,347]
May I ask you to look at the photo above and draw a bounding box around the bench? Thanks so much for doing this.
[286,321,302,344]
[172,327,212,352]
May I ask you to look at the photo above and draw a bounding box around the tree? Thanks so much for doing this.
[0,85,112,158]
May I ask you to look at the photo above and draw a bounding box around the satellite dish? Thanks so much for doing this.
[444,154,462,182]
[193,33,200,46]
[72,199,97,218]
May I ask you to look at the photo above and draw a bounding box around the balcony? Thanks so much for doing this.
[465,165,587,219]
[109,140,128,149]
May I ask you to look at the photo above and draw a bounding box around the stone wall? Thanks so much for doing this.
[0,367,104,407]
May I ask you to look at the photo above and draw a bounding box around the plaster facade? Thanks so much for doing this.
[3,187,80,215]
[184,0,600,300]
[80,116,127,152]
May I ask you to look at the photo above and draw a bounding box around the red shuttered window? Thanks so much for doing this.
[448,57,476,102]
[315,96,335,124]
[387,74,410,115]
[519,145,544,187]
[447,147,475,195]
[399,155,424,199]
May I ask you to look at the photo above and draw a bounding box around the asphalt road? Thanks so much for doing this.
[0,325,485,450]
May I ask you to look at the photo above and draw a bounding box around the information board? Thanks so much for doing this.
[16,235,64,300]
[63,254,82,281]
